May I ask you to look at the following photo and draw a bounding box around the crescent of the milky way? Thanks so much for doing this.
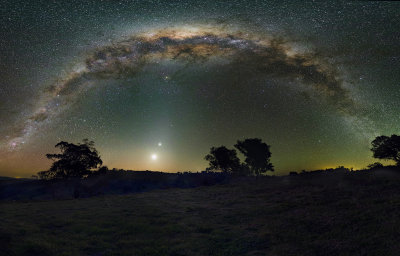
[4,25,363,151]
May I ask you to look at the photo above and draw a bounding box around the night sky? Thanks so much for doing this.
[1,1,399,177]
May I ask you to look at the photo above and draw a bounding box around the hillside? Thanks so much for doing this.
[0,171,230,201]
[1,170,399,256]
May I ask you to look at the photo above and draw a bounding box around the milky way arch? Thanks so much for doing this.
[4,25,361,150]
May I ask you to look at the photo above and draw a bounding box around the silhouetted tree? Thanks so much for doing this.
[367,162,384,170]
[371,135,400,166]
[235,138,274,175]
[97,166,109,175]
[38,139,103,179]
[204,146,241,173]
[237,163,252,176]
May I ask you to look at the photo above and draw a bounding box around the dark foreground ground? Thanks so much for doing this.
[1,170,399,256]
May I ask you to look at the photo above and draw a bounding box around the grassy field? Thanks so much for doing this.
[1,171,399,256]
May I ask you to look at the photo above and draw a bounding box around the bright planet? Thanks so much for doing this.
[0,1,399,177]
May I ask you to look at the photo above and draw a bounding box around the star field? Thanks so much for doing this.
[0,1,399,177]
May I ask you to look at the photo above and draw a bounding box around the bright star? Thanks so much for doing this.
[151,154,157,160]
[158,142,162,147]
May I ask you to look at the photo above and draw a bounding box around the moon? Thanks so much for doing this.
[151,154,158,160]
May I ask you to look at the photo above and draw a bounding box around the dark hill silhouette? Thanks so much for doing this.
[0,170,231,201]
[1,166,400,201]
[1,166,400,255]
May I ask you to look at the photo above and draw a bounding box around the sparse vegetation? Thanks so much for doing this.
[1,136,399,255]
[367,162,384,169]
[1,170,399,256]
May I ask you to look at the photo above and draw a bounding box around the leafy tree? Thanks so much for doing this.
[234,138,274,175]
[97,166,109,175]
[204,146,241,173]
[237,163,252,176]
[38,139,103,179]
[371,135,400,166]
[367,162,384,170]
